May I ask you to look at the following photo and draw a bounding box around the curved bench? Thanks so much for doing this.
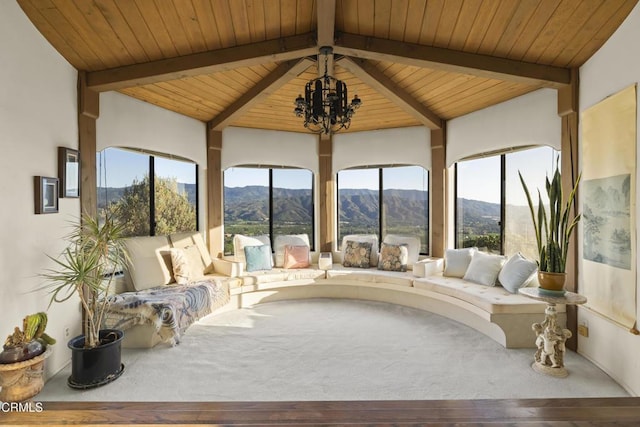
[113,233,563,350]
[221,275,563,349]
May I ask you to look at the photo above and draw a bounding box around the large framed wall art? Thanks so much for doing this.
[581,84,637,329]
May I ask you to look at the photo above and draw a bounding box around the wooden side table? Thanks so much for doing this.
[518,288,587,378]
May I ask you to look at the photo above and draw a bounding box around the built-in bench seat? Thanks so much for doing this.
[111,233,562,350]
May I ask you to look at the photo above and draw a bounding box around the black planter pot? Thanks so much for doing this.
[67,329,125,390]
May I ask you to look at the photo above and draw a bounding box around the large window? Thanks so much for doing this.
[223,167,314,255]
[97,147,198,237]
[455,156,502,253]
[455,146,558,256]
[338,165,429,254]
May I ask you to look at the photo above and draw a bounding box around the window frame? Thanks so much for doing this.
[337,165,430,255]
[97,147,199,237]
[454,146,557,255]
[223,166,316,254]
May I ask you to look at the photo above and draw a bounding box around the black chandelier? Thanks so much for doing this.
[294,46,361,134]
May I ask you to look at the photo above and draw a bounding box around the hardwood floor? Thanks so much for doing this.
[1,398,640,426]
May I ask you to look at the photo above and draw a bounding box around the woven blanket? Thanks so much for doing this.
[103,279,230,346]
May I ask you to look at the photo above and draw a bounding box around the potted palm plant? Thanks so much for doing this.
[0,312,55,401]
[519,163,581,293]
[41,213,128,389]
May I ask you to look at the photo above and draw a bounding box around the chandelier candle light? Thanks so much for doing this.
[294,46,362,134]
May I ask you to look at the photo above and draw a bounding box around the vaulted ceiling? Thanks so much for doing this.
[18,0,638,133]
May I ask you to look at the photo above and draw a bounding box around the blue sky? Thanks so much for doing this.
[97,148,196,187]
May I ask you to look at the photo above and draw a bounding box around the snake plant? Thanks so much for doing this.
[519,163,581,273]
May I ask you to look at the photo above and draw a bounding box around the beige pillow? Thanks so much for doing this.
[169,248,190,285]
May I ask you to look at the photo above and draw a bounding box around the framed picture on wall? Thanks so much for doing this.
[58,147,80,198]
[34,176,59,214]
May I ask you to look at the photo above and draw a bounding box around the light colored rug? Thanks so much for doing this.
[38,298,628,401]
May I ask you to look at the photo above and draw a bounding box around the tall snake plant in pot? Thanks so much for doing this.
[519,162,581,292]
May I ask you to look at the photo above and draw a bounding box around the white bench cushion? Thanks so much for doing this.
[413,275,553,315]
[123,236,173,291]
[327,265,413,287]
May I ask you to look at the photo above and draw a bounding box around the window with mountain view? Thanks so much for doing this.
[97,147,198,237]
[455,145,559,256]
[338,165,429,254]
[505,146,558,260]
[223,167,314,256]
[456,156,502,253]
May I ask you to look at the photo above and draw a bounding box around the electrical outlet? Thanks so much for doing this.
[64,326,70,338]
[578,322,589,337]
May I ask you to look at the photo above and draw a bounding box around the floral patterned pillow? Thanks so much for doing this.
[378,242,409,272]
[342,240,373,268]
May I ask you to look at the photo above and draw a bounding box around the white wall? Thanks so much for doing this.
[0,1,80,378]
[578,2,640,396]
[332,127,431,172]
[97,92,207,231]
[447,89,561,166]
[221,127,318,173]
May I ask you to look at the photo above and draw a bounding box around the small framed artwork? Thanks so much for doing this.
[34,176,59,214]
[58,147,80,198]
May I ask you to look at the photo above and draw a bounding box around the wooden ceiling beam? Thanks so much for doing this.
[316,0,335,47]
[208,57,315,131]
[338,56,443,130]
[334,33,571,88]
[86,33,318,92]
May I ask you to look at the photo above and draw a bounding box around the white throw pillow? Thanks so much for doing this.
[169,248,190,285]
[233,234,273,266]
[383,235,421,267]
[341,234,379,267]
[443,247,477,278]
[274,234,310,267]
[499,252,538,293]
[463,251,507,286]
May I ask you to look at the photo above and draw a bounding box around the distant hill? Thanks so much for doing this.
[99,184,503,236]
[457,198,501,234]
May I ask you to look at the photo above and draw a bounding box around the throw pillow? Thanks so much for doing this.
[382,235,420,266]
[340,234,379,266]
[183,244,206,280]
[443,247,477,278]
[342,240,373,268]
[169,248,190,285]
[233,234,273,266]
[463,251,507,286]
[283,245,311,269]
[274,234,310,267]
[244,244,273,272]
[499,252,538,293]
[378,242,409,272]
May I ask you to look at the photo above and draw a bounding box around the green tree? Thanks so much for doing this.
[105,175,196,237]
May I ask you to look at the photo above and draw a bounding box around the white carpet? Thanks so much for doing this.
[38,298,629,401]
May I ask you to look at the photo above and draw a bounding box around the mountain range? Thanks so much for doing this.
[99,184,500,232]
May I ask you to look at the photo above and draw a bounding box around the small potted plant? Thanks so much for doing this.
[41,212,128,389]
[519,162,581,293]
[0,312,55,401]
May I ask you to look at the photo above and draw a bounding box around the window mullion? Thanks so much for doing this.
[149,156,155,236]
[269,169,274,246]
[379,168,383,246]
[500,155,506,255]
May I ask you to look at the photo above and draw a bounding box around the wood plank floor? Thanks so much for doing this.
[1,398,640,426]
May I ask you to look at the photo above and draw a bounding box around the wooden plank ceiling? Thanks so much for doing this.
[18,0,638,134]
